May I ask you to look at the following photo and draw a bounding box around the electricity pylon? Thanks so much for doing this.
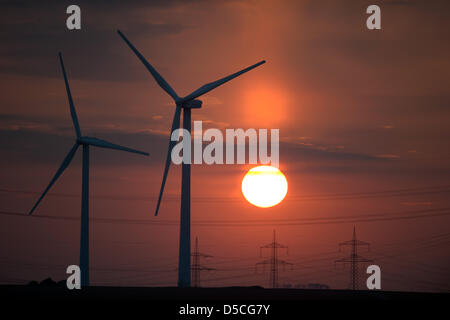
[335,226,373,290]
[256,230,293,288]
[191,237,214,287]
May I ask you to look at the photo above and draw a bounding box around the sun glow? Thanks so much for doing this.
[242,84,288,127]
[241,165,288,208]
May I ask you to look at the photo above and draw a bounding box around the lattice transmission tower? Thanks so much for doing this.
[191,237,215,287]
[256,230,293,288]
[335,226,373,290]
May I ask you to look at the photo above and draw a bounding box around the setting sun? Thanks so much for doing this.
[241,165,288,208]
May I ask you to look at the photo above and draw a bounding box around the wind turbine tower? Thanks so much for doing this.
[118,30,265,287]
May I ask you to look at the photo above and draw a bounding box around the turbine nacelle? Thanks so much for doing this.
[77,136,91,145]
[118,29,265,287]
[180,99,202,109]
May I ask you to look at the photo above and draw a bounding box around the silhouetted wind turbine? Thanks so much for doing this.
[29,52,149,287]
[118,30,265,287]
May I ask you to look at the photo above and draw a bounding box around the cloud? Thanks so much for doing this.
[0,1,194,81]
[401,201,433,206]
[281,136,348,153]
[381,0,416,6]
[201,96,224,106]
[376,154,400,159]
[0,128,165,167]
[200,119,230,129]
[0,120,382,171]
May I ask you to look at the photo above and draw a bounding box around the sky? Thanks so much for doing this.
[0,0,449,291]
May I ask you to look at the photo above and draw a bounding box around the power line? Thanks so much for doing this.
[381,270,450,292]
[1,207,450,227]
[1,184,450,202]
[2,230,449,290]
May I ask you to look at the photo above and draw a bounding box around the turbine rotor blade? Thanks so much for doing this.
[79,137,149,156]
[29,143,79,215]
[182,60,266,102]
[117,30,179,102]
[155,105,182,216]
[59,52,82,138]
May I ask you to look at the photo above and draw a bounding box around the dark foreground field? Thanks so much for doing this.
[0,284,446,301]
[1,284,447,317]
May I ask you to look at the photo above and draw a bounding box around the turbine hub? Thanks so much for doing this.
[182,99,202,109]
[77,136,92,145]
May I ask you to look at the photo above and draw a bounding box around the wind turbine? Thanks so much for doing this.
[117,30,265,287]
[29,52,149,287]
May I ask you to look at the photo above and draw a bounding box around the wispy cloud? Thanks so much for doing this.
[376,154,401,159]
[401,201,433,206]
